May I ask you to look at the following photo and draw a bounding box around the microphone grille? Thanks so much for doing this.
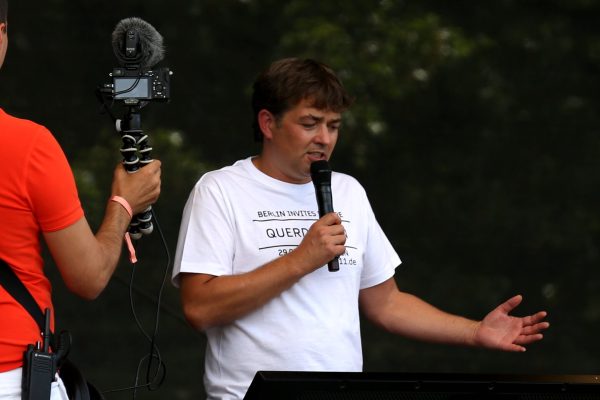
[310,160,332,185]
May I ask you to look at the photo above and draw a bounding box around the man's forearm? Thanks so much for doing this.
[180,250,315,331]
[361,281,479,346]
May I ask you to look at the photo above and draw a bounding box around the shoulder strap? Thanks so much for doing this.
[0,258,46,332]
[0,259,72,370]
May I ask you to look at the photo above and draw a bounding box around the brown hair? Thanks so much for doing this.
[0,0,7,24]
[251,58,354,142]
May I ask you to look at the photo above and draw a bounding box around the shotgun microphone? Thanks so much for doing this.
[111,17,165,69]
[310,160,340,272]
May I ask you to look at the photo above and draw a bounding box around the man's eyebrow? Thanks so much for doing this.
[299,114,342,124]
[300,114,324,122]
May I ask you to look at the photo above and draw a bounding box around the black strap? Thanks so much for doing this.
[0,258,46,332]
[0,260,90,397]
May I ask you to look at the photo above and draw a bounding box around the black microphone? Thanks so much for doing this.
[310,160,340,272]
[111,17,165,69]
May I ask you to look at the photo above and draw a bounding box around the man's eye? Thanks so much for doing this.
[302,123,316,129]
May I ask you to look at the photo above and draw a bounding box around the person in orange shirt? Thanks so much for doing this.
[0,1,161,398]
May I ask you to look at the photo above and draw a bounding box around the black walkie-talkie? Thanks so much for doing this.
[21,308,56,400]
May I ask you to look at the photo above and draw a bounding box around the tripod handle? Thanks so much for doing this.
[118,118,154,239]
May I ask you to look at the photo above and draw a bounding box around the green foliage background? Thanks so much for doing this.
[1,1,599,398]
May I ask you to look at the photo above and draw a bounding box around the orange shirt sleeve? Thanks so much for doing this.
[26,127,84,232]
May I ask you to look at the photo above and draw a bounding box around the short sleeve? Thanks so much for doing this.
[26,128,83,232]
[360,191,401,289]
[172,175,236,287]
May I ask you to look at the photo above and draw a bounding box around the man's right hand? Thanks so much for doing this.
[110,161,162,215]
[293,212,346,272]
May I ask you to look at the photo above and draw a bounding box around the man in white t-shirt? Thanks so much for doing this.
[172,58,549,400]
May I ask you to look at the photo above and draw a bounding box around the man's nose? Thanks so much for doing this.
[314,124,332,145]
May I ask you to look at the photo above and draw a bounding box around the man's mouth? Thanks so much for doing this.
[307,151,326,161]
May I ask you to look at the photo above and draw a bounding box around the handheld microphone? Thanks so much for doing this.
[111,17,165,69]
[310,160,340,272]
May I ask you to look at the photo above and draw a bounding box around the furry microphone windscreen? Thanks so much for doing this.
[111,17,165,68]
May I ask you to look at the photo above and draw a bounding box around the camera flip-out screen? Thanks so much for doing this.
[114,77,151,99]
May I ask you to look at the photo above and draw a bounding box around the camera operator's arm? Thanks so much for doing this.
[43,162,161,300]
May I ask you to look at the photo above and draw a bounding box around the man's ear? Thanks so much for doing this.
[257,109,275,141]
[0,23,6,35]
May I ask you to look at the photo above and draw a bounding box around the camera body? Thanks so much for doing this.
[108,66,171,105]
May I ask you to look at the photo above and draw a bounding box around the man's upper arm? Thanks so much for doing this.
[359,277,398,328]
[180,272,216,302]
[43,216,98,295]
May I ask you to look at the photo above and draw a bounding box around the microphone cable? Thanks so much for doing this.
[95,76,152,125]
[100,207,170,398]
[113,66,144,98]
[94,18,172,396]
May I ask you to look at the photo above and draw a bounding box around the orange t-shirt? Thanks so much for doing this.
[0,108,83,372]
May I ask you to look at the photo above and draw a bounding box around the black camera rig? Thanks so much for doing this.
[96,18,172,240]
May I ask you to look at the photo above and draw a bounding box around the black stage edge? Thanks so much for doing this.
[244,371,600,400]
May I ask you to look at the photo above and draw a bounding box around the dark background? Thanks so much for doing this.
[1,1,599,399]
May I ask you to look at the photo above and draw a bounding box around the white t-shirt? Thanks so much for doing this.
[173,157,401,400]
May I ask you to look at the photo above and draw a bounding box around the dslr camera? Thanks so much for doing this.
[100,17,172,105]
[110,66,171,104]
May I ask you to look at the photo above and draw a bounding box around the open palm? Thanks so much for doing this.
[474,295,549,352]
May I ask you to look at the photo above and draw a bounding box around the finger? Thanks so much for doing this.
[520,321,550,335]
[496,294,523,314]
[514,333,544,345]
[142,161,160,175]
[329,224,346,235]
[321,212,342,225]
[500,343,527,352]
[332,232,347,246]
[522,311,548,327]
[151,159,162,173]
[334,244,346,257]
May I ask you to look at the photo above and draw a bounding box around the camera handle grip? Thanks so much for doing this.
[116,110,153,240]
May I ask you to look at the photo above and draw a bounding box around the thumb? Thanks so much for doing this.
[497,294,523,314]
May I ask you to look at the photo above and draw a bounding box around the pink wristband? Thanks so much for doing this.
[110,196,137,264]
[110,196,133,219]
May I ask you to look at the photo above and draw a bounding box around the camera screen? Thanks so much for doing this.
[114,77,151,99]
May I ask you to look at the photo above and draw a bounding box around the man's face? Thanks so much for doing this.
[261,98,341,184]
